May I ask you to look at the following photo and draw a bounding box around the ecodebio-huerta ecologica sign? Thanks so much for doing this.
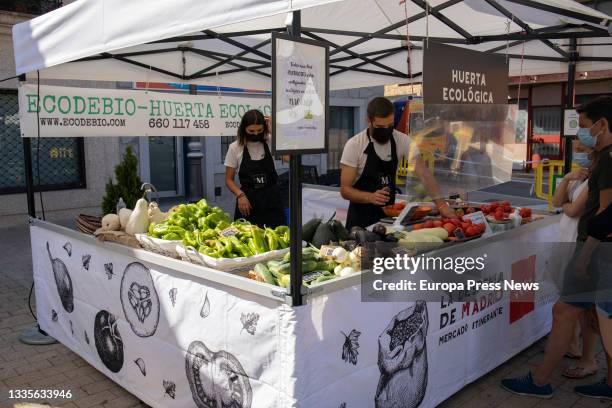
[18,84,271,138]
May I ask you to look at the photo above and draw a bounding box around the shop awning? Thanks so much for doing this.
[12,0,612,90]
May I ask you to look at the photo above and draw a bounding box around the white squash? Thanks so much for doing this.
[118,208,132,230]
[126,198,150,235]
[148,202,167,224]
[100,214,121,231]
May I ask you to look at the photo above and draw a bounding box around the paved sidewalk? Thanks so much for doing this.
[0,221,610,408]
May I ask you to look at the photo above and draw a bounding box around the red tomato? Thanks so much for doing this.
[413,223,424,230]
[480,205,489,214]
[466,226,479,237]
[461,222,471,231]
[478,223,487,233]
[443,223,456,234]
[494,212,504,221]
[423,220,434,229]
[490,203,499,211]
[450,219,461,227]
[433,220,443,228]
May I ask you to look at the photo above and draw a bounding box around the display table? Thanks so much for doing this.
[31,205,559,408]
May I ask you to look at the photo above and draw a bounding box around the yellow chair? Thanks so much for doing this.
[534,159,579,209]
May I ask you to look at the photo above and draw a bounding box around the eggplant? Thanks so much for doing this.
[372,224,387,237]
[341,240,358,251]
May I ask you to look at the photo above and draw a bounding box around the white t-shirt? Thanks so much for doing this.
[224,139,274,170]
[558,179,588,243]
[340,129,419,180]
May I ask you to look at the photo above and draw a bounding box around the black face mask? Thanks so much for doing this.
[247,132,265,143]
[370,126,393,144]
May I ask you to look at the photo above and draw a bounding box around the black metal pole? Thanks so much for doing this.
[563,38,577,175]
[22,137,36,218]
[288,10,303,306]
[20,74,36,218]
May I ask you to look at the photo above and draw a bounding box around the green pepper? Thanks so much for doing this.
[251,226,268,254]
[183,231,198,247]
[265,228,279,251]
[247,239,258,255]
[203,213,227,229]
[216,220,230,231]
[148,222,157,235]
[219,237,234,255]
[214,241,227,258]
[162,232,181,241]
[152,223,171,236]
[229,236,251,257]
[198,245,219,257]
[196,199,208,209]
[275,225,289,235]
[202,229,218,240]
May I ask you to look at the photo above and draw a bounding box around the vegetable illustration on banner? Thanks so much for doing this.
[120,262,160,338]
[185,340,253,408]
[94,310,124,373]
[341,329,361,365]
[376,301,428,408]
[47,242,74,313]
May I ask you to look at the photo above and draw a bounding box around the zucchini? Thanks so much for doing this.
[314,275,336,284]
[302,260,319,273]
[254,264,276,285]
[316,260,337,272]
[270,263,291,278]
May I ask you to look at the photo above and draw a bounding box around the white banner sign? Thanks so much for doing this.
[18,84,270,138]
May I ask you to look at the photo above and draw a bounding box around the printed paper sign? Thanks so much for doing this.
[272,34,328,154]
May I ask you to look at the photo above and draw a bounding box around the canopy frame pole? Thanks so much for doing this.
[484,0,569,59]
[329,49,409,77]
[411,0,473,40]
[189,38,272,77]
[302,31,407,77]
[287,10,304,307]
[564,37,578,175]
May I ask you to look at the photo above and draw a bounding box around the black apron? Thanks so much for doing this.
[345,132,398,230]
[235,141,285,228]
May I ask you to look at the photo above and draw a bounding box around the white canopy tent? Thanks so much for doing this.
[11,0,612,91]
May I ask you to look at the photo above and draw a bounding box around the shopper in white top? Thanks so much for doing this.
[340,97,457,229]
[551,131,599,379]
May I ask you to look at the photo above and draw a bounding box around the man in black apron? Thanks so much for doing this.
[340,97,455,229]
[344,132,398,229]
[234,139,285,228]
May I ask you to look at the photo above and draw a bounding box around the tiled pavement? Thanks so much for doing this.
[1,221,611,408]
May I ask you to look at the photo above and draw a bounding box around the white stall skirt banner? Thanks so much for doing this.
[19,84,270,137]
[31,226,293,408]
[32,221,556,408]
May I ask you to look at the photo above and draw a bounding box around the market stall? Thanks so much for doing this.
[11,1,612,407]
[30,210,559,408]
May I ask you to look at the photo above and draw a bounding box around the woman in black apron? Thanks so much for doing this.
[224,110,285,228]
[345,132,398,229]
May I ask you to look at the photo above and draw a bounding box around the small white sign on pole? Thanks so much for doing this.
[564,109,579,136]
[272,33,329,155]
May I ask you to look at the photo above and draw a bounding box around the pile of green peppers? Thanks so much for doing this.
[147,199,290,258]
